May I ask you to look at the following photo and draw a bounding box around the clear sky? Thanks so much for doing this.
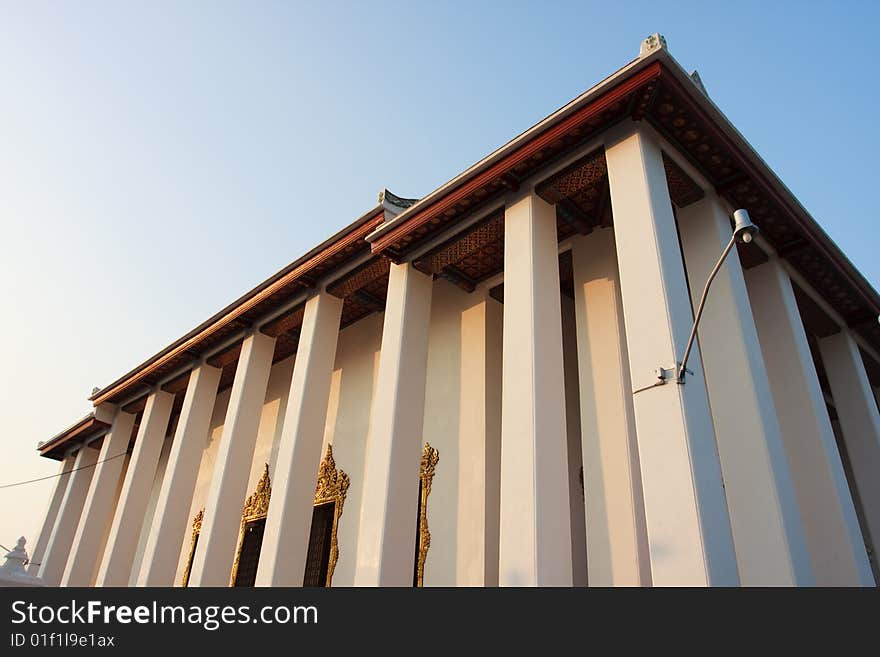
[1,1,878,552]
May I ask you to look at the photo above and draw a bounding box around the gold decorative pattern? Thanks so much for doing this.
[180,508,203,587]
[314,444,350,586]
[416,442,439,587]
[243,463,272,521]
[229,464,272,586]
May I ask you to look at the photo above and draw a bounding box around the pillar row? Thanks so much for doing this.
[137,363,221,586]
[96,390,174,586]
[188,331,276,587]
[28,453,77,576]
[745,257,873,585]
[38,445,99,586]
[61,410,136,586]
[678,194,813,586]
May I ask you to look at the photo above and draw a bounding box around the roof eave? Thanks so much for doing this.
[655,59,880,315]
[37,413,110,459]
[367,47,880,317]
[365,51,657,244]
[88,204,383,405]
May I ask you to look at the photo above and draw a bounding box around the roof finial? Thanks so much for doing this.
[378,188,419,221]
[639,33,667,57]
[690,70,708,96]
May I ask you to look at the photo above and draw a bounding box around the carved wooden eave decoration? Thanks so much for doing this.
[412,209,505,293]
[326,256,393,328]
[229,464,272,586]
[180,508,204,587]
[416,442,439,587]
[313,444,350,587]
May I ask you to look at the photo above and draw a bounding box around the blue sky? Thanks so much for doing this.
[1,1,878,547]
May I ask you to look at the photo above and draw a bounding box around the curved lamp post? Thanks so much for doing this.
[676,209,759,383]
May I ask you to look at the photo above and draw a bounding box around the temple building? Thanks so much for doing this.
[27,35,880,587]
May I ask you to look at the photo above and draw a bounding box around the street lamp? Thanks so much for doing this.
[676,209,759,383]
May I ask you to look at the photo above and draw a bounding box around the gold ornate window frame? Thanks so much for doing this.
[313,444,350,586]
[223,446,350,587]
[415,442,439,587]
[229,463,272,586]
[180,508,203,587]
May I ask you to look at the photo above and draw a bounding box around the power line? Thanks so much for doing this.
[0,452,128,490]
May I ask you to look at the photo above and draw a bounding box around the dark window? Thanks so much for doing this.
[182,533,199,588]
[413,479,423,587]
[302,502,335,587]
[232,518,266,587]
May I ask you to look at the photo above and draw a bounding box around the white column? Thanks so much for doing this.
[95,390,174,586]
[677,194,813,586]
[256,292,343,586]
[28,453,76,575]
[499,190,573,586]
[354,262,433,586]
[571,228,649,586]
[457,295,503,586]
[605,125,738,586]
[38,446,99,585]
[745,258,873,585]
[61,410,136,586]
[818,329,880,571]
[188,331,276,587]
[137,364,221,586]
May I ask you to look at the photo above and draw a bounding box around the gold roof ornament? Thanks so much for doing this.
[180,508,204,587]
[242,463,272,522]
[314,444,349,506]
[314,444,350,587]
[229,465,273,586]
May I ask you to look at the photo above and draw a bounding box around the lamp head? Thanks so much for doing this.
[733,209,759,244]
